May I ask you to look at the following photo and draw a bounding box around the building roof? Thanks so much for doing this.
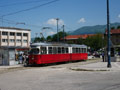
[0,27,31,31]
[64,34,96,40]
[110,29,120,34]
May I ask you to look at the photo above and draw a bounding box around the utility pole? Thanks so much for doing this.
[107,0,111,68]
[56,18,59,42]
[63,25,65,43]
[35,33,38,38]
[2,16,3,26]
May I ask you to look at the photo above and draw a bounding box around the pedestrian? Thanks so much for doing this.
[22,54,26,64]
[102,52,105,62]
[18,54,23,64]
[24,54,29,66]
[118,51,120,56]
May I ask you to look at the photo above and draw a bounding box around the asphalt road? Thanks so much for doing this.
[0,60,120,90]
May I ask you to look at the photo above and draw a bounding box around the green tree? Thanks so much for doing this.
[117,26,120,29]
[34,37,45,42]
[77,38,84,44]
[111,27,115,30]
[84,34,105,51]
[40,37,45,42]
[46,36,52,42]
[67,41,74,44]
[34,37,41,43]
[52,31,68,42]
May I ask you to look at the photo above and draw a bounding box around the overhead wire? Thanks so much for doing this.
[0,0,60,28]
[0,0,50,7]
[0,18,43,28]
[1,0,60,17]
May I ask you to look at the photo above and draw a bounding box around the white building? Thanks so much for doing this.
[0,27,31,66]
[0,27,31,47]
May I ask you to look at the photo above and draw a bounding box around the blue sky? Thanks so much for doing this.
[0,0,120,37]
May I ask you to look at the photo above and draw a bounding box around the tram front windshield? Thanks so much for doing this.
[30,48,39,54]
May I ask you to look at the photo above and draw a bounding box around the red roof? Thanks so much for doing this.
[105,29,120,34]
[111,29,120,34]
[64,34,96,40]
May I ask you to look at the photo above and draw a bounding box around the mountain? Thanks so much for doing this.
[70,22,120,35]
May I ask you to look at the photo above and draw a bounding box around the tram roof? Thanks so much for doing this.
[30,42,87,48]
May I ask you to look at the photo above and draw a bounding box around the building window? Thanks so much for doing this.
[2,32,8,35]
[2,39,8,42]
[16,39,21,43]
[23,40,27,43]
[10,39,15,42]
[23,33,28,37]
[17,33,21,36]
[10,32,15,36]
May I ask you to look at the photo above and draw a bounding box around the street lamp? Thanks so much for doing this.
[42,27,52,30]
[107,0,111,68]
[41,27,53,42]
[41,27,53,36]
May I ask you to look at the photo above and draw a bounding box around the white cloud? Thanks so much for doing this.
[46,18,64,26]
[118,14,120,18]
[78,18,86,23]
[46,31,56,36]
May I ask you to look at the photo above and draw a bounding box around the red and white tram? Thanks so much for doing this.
[28,42,88,65]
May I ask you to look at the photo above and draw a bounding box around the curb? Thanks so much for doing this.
[69,67,110,72]
[0,65,24,70]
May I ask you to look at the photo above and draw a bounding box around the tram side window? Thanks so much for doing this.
[62,47,65,53]
[84,48,87,53]
[79,48,81,53]
[83,48,86,53]
[53,47,57,54]
[58,47,61,54]
[41,47,47,54]
[81,48,83,53]
[30,48,39,54]
[82,48,84,53]
[48,47,52,54]
[72,48,74,53]
[76,48,79,53]
[72,48,75,53]
[66,48,68,53]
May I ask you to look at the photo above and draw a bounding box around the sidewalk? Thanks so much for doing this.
[0,64,23,70]
[1,60,120,72]
[70,61,120,71]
